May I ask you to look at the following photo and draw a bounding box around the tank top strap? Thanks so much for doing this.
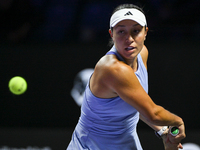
[106,45,125,62]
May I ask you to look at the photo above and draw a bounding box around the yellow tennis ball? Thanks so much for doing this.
[8,76,27,95]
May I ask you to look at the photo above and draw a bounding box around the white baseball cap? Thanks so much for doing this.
[110,8,147,28]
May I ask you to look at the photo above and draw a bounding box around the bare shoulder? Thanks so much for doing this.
[96,54,140,91]
[140,45,149,69]
[90,55,132,98]
[96,55,131,81]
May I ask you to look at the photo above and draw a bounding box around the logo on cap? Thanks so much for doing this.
[124,11,133,16]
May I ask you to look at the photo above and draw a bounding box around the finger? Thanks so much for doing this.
[177,143,183,149]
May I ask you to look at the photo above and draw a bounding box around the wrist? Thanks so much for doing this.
[175,117,184,127]
[155,126,168,139]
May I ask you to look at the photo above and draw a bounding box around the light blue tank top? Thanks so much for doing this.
[67,45,148,150]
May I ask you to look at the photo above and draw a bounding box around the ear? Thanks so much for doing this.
[144,27,148,41]
[109,29,113,38]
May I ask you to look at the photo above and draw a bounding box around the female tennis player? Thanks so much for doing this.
[67,3,186,150]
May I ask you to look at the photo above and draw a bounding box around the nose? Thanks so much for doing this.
[126,34,134,44]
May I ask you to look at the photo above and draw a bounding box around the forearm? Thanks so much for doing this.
[149,105,183,127]
[140,114,163,131]
[140,106,183,130]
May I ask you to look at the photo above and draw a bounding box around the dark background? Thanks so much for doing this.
[0,0,200,149]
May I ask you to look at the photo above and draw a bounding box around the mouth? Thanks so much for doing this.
[125,46,135,51]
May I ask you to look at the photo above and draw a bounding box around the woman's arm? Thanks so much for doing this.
[106,64,183,127]
[99,57,186,147]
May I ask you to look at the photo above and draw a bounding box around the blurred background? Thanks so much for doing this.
[0,0,200,149]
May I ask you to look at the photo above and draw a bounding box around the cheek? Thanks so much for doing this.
[136,33,146,43]
[115,34,126,42]
[113,37,124,50]
[113,36,123,44]
[140,30,147,40]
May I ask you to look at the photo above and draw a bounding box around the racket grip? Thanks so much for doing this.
[170,126,179,136]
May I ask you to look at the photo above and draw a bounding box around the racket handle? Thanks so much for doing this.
[170,126,179,136]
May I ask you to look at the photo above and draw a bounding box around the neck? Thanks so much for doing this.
[126,56,138,72]
[113,46,138,71]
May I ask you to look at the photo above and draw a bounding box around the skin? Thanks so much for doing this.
[90,19,185,149]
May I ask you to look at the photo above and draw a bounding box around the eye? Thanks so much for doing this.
[132,29,140,34]
[132,26,143,35]
[118,30,125,34]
